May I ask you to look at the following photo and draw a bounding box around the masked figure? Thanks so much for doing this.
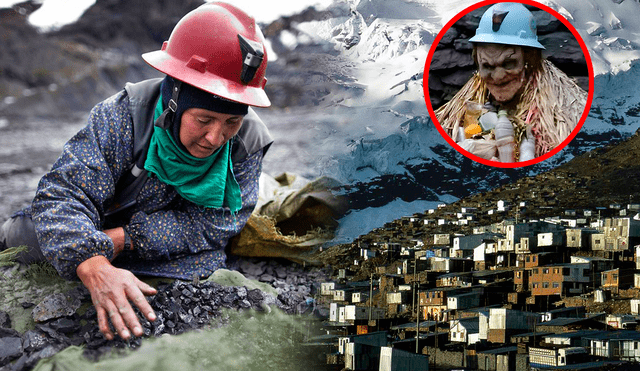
[435,2,587,162]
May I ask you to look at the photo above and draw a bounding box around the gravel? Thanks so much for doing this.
[0,258,331,370]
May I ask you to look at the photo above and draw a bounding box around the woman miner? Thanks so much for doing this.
[0,2,272,341]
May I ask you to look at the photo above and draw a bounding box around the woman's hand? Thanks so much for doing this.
[77,255,157,340]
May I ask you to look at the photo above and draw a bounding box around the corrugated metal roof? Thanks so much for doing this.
[538,317,591,327]
[581,330,640,341]
[390,321,437,330]
[453,317,479,333]
[530,360,624,370]
[542,330,603,339]
[477,346,518,354]
[511,331,554,339]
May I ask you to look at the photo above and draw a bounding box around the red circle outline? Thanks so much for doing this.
[423,0,594,168]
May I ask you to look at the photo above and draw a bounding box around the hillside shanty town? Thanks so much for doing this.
[308,199,640,371]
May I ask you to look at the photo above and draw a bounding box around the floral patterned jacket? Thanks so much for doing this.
[31,78,272,280]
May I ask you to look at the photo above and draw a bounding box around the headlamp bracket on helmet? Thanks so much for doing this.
[492,10,509,32]
[238,34,264,84]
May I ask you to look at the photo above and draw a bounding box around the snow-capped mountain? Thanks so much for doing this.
[260,0,640,241]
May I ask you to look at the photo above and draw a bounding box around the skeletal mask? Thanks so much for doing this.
[476,43,526,103]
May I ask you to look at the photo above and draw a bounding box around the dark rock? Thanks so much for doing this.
[82,306,97,320]
[68,334,85,346]
[429,48,474,70]
[285,275,298,285]
[0,327,20,338]
[437,27,459,47]
[20,302,35,309]
[178,311,194,325]
[0,337,22,366]
[239,260,266,277]
[32,293,81,322]
[296,300,312,315]
[66,286,91,301]
[22,329,47,352]
[47,317,81,334]
[10,344,62,371]
[247,289,264,304]
[142,326,151,337]
[78,323,95,337]
[441,70,475,87]
[273,280,287,289]
[259,274,275,283]
[152,322,165,337]
[222,292,238,304]
[310,282,322,296]
[85,333,107,349]
[265,265,274,276]
[453,38,473,52]
[35,324,70,344]
[18,270,321,356]
[170,288,181,299]
[452,7,484,34]
[0,312,10,328]
[277,292,305,314]
[275,266,288,279]
[533,9,563,34]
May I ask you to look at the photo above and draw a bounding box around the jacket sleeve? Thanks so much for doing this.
[123,149,262,261]
[31,92,134,280]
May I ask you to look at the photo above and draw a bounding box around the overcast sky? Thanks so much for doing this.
[0,0,334,30]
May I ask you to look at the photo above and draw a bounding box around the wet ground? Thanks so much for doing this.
[0,118,85,221]
[0,107,331,222]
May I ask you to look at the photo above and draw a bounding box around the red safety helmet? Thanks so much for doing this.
[142,2,270,107]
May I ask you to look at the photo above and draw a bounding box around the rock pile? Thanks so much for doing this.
[234,258,329,314]
[0,258,331,370]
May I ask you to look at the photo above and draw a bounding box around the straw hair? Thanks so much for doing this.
[435,59,587,159]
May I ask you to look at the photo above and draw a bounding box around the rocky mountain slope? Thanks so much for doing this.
[0,0,202,121]
[319,121,640,274]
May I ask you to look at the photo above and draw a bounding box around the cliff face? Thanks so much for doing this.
[50,0,204,52]
[0,0,204,120]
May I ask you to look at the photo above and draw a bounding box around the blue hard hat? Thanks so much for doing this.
[469,2,545,49]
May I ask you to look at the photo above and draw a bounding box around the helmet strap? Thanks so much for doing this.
[154,79,182,130]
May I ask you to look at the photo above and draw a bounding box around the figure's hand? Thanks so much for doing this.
[77,256,157,340]
[458,138,497,160]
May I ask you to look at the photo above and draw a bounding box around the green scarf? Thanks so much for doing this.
[143,96,242,212]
